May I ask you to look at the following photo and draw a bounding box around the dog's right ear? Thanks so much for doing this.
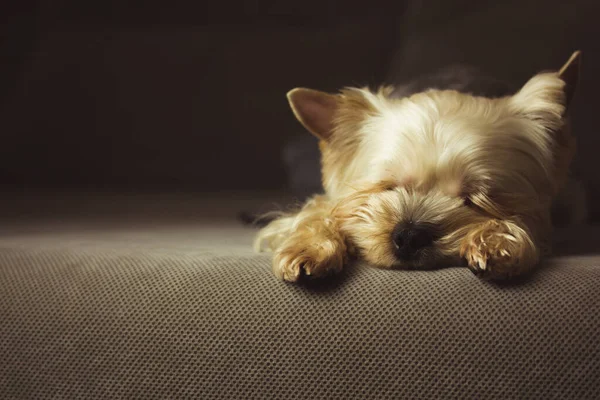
[287,88,339,141]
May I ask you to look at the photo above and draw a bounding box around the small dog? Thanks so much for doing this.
[255,52,582,282]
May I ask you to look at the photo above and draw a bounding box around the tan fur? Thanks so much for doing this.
[460,219,538,279]
[256,52,580,282]
[254,195,349,280]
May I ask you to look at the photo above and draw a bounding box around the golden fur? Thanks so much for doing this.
[255,52,581,281]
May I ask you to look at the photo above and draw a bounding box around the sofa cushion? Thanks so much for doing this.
[1,192,599,399]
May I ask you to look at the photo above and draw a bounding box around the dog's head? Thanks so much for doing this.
[287,52,580,269]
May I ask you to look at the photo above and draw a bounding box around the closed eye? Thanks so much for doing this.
[378,181,397,191]
[463,196,473,207]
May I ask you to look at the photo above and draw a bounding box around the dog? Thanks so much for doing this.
[254,51,582,282]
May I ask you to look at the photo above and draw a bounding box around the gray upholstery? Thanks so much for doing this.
[1,192,599,399]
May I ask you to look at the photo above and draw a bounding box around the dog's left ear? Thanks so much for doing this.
[511,51,582,120]
[287,88,339,141]
[558,50,581,112]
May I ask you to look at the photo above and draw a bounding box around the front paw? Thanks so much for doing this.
[273,239,346,282]
[460,220,538,280]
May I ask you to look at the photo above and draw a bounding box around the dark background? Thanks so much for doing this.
[1,1,599,210]
[0,1,403,191]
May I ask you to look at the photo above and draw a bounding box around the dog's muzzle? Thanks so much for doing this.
[391,222,437,260]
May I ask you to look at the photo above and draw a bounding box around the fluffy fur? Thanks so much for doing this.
[255,52,581,282]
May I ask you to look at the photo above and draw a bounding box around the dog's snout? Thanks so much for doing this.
[392,222,435,260]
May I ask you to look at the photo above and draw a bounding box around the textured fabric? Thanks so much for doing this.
[1,192,600,399]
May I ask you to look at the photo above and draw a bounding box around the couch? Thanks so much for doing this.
[1,191,599,398]
[2,1,600,399]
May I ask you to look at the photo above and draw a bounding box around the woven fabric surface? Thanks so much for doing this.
[1,192,599,399]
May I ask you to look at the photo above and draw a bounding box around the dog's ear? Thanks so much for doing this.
[558,50,581,112]
[511,51,582,121]
[287,88,339,141]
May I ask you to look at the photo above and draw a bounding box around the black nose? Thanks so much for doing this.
[392,222,435,260]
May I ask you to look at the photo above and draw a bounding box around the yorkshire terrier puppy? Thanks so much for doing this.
[255,52,582,282]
